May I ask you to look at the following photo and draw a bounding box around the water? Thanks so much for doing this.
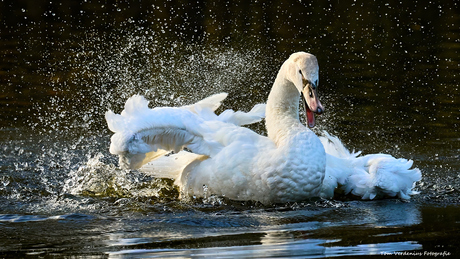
[1,0,459,257]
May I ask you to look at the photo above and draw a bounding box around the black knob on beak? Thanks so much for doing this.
[316,107,323,115]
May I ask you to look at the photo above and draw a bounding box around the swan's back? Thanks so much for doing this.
[181,126,326,204]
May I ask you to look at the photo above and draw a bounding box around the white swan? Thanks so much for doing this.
[105,52,421,204]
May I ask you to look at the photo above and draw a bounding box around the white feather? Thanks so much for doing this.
[106,93,266,170]
[320,132,422,200]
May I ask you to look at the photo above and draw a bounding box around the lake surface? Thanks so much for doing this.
[1,0,459,258]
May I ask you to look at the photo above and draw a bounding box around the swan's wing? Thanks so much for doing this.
[182,93,228,120]
[106,95,223,169]
[106,94,266,170]
[140,150,204,180]
[319,131,361,158]
[217,103,266,126]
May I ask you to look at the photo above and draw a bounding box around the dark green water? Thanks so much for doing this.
[1,0,459,258]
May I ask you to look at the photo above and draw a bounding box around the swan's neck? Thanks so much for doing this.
[266,65,303,146]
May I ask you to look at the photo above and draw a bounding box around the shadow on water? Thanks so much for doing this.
[1,0,459,257]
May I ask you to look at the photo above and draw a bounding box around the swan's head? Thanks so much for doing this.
[288,52,324,128]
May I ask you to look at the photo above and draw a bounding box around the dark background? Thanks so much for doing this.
[0,1,459,256]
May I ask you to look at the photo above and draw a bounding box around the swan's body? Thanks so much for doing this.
[106,52,421,204]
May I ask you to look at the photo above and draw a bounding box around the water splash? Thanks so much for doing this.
[63,152,179,199]
[33,24,273,139]
[1,24,277,213]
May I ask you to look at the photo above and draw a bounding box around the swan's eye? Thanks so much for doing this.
[299,70,302,74]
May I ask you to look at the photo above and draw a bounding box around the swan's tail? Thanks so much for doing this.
[320,132,421,200]
[105,93,265,172]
